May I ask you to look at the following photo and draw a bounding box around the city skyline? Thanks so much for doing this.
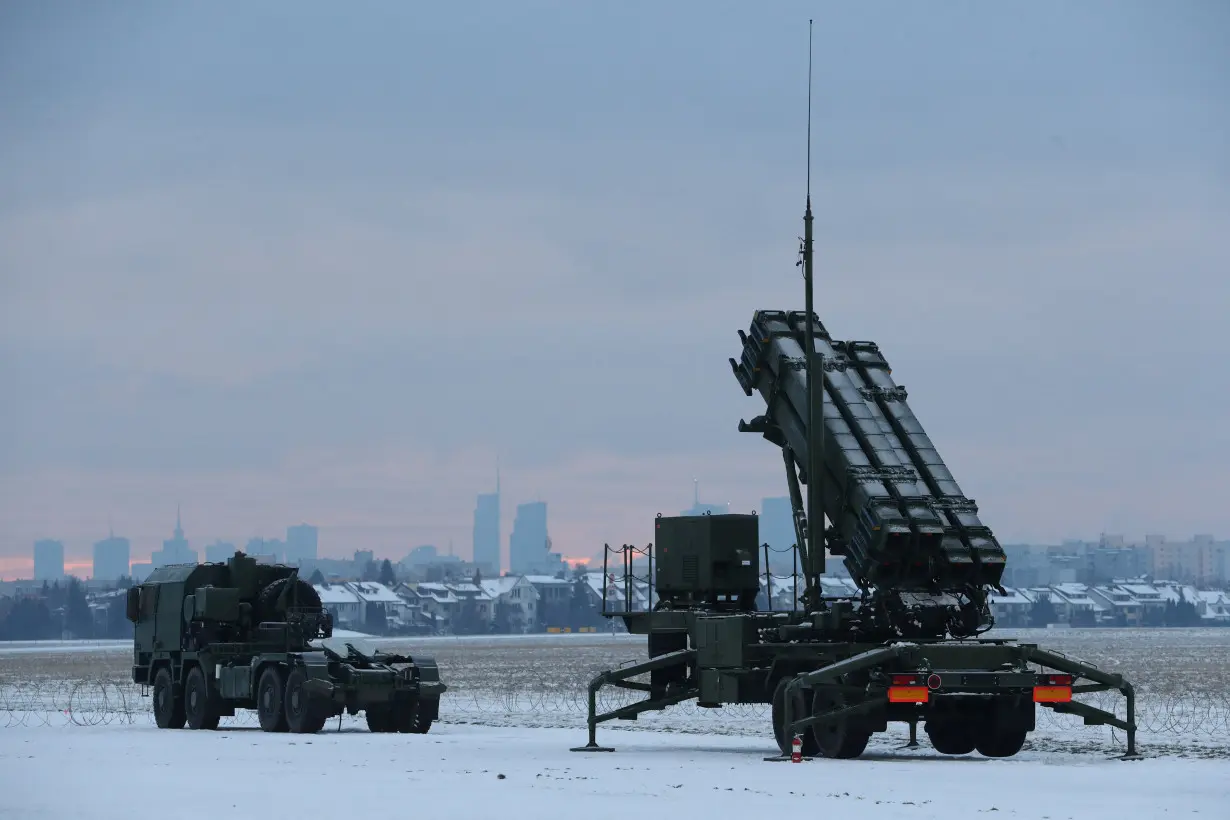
[3,4,1227,580]
[9,478,1228,582]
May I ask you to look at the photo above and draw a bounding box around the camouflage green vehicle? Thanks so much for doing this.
[126,550,446,734]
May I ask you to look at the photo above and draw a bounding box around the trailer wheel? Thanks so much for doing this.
[772,678,819,757]
[975,727,1027,758]
[152,668,185,730]
[396,698,436,734]
[811,683,871,759]
[184,666,221,730]
[925,720,976,755]
[257,666,289,732]
[283,668,328,734]
[365,705,397,733]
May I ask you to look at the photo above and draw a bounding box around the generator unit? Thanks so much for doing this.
[654,513,760,611]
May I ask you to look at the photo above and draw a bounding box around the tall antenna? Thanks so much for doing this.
[802,17,826,594]
[807,18,813,199]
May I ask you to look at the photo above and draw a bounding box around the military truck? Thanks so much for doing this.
[126,550,446,734]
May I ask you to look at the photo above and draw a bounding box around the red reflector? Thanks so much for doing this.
[888,686,929,703]
[926,673,942,690]
[1033,685,1072,703]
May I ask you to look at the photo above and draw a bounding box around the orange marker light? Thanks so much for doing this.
[888,686,929,703]
[1033,685,1072,703]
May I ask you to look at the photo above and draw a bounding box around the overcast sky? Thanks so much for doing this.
[1,1,1227,578]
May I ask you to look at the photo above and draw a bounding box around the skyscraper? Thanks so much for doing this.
[33,539,65,581]
[93,532,131,581]
[151,507,197,567]
[285,524,318,565]
[680,479,728,517]
[509,501,547,575]
[759,496,795,550]
[473,469,501,575]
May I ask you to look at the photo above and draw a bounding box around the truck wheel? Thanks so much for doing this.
[396,699,436,734]
[257,667,289,732]
[811,683,871,759]
[184,666,221,730]
[772,678,819,757]
[925,720,976,755]
[152,668,186,729]
[365,706,396,733]
[975,727,1027,758]
[284,668,328,734]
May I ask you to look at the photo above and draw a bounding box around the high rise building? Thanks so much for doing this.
[285,524,318,565]
[680,479,728,517]
[760,495,795,550]
[33,539,65,581]
[205,541,238,564]
[509,501,548,575]
[92,533,131,581]
[245,537,284,563]
[473,471,501,575]
[150,507,198,567]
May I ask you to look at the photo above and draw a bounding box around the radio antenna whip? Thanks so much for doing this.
[802,18,826,598]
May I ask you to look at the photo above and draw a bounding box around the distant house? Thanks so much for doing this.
[1049,583,1099,625]
[989,588,1034,627]
[313,583,362,628]
[404,582,459,632]
[1088,585,1144,626]
[479,576,538,633]
[347,581,414,631]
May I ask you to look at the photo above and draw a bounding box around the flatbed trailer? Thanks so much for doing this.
[571,583,1140,759]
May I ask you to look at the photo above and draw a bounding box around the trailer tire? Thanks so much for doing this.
[925,720,976,755]
[284,668,328,734]
[975,727,1027,758]
[152,667,185,730]
[257,666,289,732]
[811,683,871,759]
[772,678,819,757]
[184,666,221,730]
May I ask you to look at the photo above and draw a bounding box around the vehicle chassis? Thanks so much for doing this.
[570,608,1141,760]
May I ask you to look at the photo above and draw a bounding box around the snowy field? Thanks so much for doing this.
[0,628,1228,817]
[1,722,1225,819]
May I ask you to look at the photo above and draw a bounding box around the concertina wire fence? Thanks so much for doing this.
[2,670,1228,751]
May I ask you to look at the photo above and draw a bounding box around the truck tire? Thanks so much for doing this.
[184,666,221,730]
[772,678,819,757]
[925,720,976,755]
[257,666,289,732]
[975,727,1027,758]
[810,682,872,759]
[152,667,186,729]
[283,668,328,734]
[365,705,397,733]
[396,698,436,734]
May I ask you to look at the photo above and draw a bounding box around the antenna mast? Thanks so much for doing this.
[802,18,826,593]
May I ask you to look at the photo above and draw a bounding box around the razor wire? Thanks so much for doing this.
[2,672,1228,752]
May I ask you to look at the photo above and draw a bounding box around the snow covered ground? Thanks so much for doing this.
[0,722,1225,819]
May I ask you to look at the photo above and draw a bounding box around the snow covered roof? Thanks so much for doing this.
[1050,584,1096,606]
[1118,583,1162,599]
[346,582,404,603]
[523,575,572,587]
[991,588,1033,605]
[314,584,360,605]
[479,576,531,598]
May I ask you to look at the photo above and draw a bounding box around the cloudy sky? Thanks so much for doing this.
[1,1,1227,578]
